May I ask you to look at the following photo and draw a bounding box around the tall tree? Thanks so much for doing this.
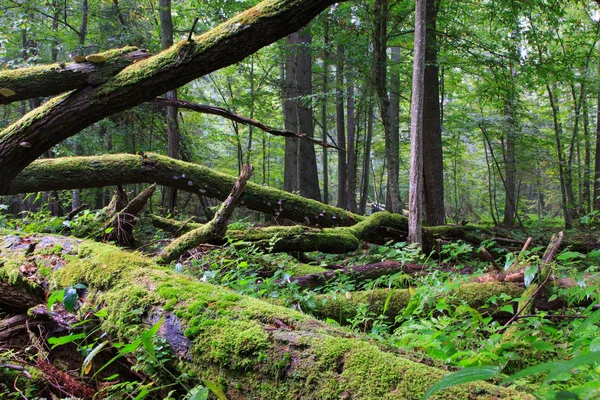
[422,0,445,225]
[160,0,181,213]
[408,0,426,245]
[373,0,401,213]
[296,26,322,201]
[283,33,300,193]
[336,43,347,208]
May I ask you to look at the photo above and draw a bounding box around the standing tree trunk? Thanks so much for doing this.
[389,45,401,210]
[373,0,400,213]
[422,0,445,225]
[408,0,426,245]
[284,33,300,193]
[346,69,357,212]
[594,72,600,210]
[502,96,517,226]
[336,43,347,208]
[321,15,330,204]
[359,84,375,215]
[160,0,181,213]
[296,26,322,201]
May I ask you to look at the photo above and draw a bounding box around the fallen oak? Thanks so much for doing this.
[0,232,531,399]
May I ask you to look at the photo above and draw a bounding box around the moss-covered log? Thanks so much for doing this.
[0,47,150,105]
[0,232,531,399]
[8,153,362,227]
[0,0,343,192]
[158,165,253,263]
[312,282,526,325]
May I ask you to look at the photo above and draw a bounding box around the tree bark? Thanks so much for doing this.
[296,27,322,201]
[322,15,330,204]
[0,233,530,399]
[422,0,445,226]
[284,32,300,193]
[158,165,253,263]
[0,0,343,193]
[6,153,361,227]
[160,0,181,213]
[336,43,347,208]
[346,70,357,212]
[408,0,426,245]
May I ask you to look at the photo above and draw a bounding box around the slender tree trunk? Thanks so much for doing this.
[336,44,347,208]
[373,0,400,213]
[502,97,517,226]
[583,96,591,213]
[321,16,330,204]
[296,27,321,201]
[389,45,401,211]
[284,33,299,193]
[160,0,180,213]
[422,0,444,225]
[359,84,375,215]
[408,0,426,244]
[594,71,600,210]
[346,70,357,212]
[548,84,573,228]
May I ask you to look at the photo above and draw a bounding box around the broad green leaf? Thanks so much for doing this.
[63,286,78,312]
[81,341,107,376]
[185,385,209,400]
[575,309,600,335]
[524,265,538,287]
[119,337,142,355]
[556,251,584,261]
[204,380,228,400]
[421,365,501,399]
[532,341,554,352]
[142,316,164,358]
[47,289,64,311]
[48,333,87,349]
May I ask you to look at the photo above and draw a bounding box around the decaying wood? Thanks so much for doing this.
[291,261,434,290]
[105,184,157,245]
[158,166,253,262]
[0,0,344,192]
[7,153,360,227]
[0,48,151,105]
[66,203,89,221]
[151,98,342,150]
[0,232,531,399]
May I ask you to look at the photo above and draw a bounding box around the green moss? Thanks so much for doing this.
[314,282,524,324]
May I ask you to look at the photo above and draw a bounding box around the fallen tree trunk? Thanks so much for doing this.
[0,232,530,399]
[7,153,361,227]
[0,0,343,192]
[0,47,150,105]
[104,183,157,245]
[158,165,253,263]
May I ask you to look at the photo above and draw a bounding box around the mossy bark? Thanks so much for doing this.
[158,165,253,263]
[0,47,149,105]
[8,153,362,227]
[312,282,525,325]
[0,232,532,399]
[0,0,342,192]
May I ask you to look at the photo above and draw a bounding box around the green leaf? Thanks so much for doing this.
[47,289,64,311]
[94,309,108,318]
[81,341,107,376]
[63,286,78,312]
[556,251,584,261]
[575,308,600,335]
[141,316,164,359]
[524,265,538,287]
[48,333,86,349]
[502,351,600,385]
[532,341,554,352]
[119,337,142,355]
[185,385,209,400]
[421,366,501,399]
[204,380,228,400]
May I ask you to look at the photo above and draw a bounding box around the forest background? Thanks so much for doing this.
[2,0,599,230]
